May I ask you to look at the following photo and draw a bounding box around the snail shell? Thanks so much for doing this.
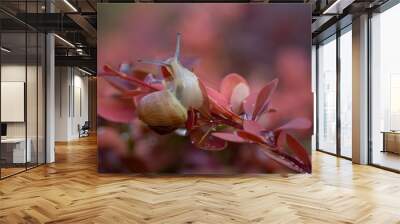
[137,33,204,130]
[137,90,188,127]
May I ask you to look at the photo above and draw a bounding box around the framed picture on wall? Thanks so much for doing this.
[97,3,313,174]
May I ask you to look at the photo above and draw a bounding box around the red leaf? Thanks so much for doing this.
[274,130,285,147]
[186,108,197,132]
[244,79,278,120]
[97,77,136,123]
[189,125,227,151]
[286,134,311,173]
[220,73,249,102]
[121,89,150,97]
[101,76,129,92]
[257,146,308,173]
[276,117,312,132]
[243,93,257,120]
[161,66,173,80]
[221,129,310,173]
[206,86,229,108]
[103,65,160,91]
[253,79,278,119]
[132,69,150,80]
[210,101,243,125]
[230,82,250,114]
[243,120,265,135]
[98,97,136,123]
[197,79,211,117]
[204,85,243,125]
[236,130,267,145]
[212,132,246,143]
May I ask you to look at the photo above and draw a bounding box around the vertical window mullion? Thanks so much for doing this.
[36,0,39,167]
[316,44,320,151]
[336,29,341,157]
[25,0,28,171]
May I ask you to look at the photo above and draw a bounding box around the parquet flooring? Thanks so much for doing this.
[1,136,400,224]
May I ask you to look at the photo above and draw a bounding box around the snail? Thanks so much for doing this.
[137,33,204,133]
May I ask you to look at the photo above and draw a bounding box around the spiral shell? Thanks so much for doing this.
[137,90,188,128]
[137,33,205,130]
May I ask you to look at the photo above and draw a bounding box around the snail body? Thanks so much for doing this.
[137,34,204,131]
[167,57,203,110]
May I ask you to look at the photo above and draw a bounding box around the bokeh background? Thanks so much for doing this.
[98,3,312,174]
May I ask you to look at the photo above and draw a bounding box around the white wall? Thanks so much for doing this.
[1,65,26,140]
[55,67,70,141]
[1,65,40,138]
[54,67,89,141]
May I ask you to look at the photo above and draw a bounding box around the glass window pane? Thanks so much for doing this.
[340,28,352,158]
[1,30,28,177]
[0,1,46,179]
[318,36,337,154]
[371,4,400,171]
[27,31,38,169]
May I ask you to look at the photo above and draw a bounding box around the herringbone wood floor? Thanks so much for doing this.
[1,136,400,224]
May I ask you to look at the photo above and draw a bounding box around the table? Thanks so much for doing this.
[382,131,400,154]
[1,138,32,164]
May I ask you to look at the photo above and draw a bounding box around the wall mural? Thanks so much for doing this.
[97,3,313,174]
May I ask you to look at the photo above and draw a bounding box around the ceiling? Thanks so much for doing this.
[0,0,391,73]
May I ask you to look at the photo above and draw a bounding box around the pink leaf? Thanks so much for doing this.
[243,93,257,120]
[103,65,160,91]
[102,76,129,92]
[210,101,243,125]
[132,69,150,80]
[244,79,278,120]
[189,125,227,151]
[204,85,243,125]
[230,83,250,114]
[98,97,136,123]
[236,130,267,145]
[252,79,278,119]
[212,132,246,143]
[220,73,248,101]
[121,89,150,97]
[206,86,229,108]
[226,129,310,173]
[97,77,136,123]
[276,117,312,132]
[286,134,312,173]
[186,108,197,132]
[243,120,264,135]
[204,88,243,125]
[257,146,308,173]
[197,79,211,117]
